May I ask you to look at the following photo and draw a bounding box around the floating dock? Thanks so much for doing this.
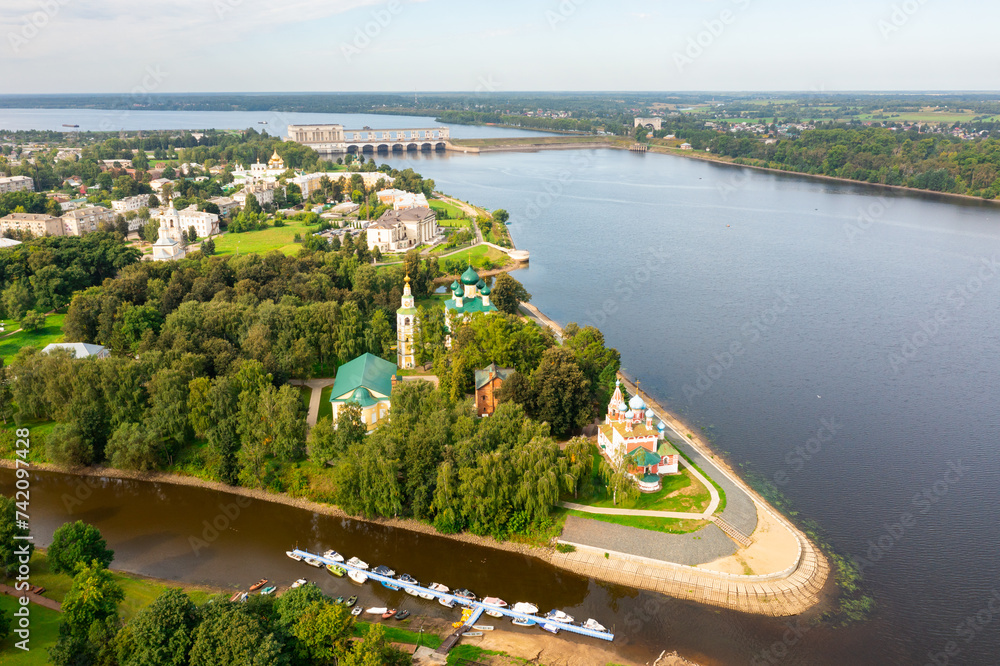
[291,548,614,646]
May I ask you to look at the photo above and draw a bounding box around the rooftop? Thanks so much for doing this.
[330,352,397,401]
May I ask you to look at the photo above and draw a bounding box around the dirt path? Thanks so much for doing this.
[0,583,61,612]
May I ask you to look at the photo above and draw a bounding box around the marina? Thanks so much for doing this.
[290,548,615,647]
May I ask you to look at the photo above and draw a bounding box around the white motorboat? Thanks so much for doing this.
[512,602,538,615]
[541,623,560,634]
[544,610,574,624]
[348,570,368,584]
[511,617,536,627]
[351,606,363,616]
[285,551,303,561]
[290,579,307,589]
[305,557,323,568]
[582,618,608,633]
[424,582,447,600]
[485,609,503,618]
[322,549,345,562]
[481,596,507,608]
[471,625,494,631]
[438,597,456,608]
[346,557,368,570]
[461,631,483,637]
[365,607,388,615]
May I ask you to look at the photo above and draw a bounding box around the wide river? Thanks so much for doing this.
[3,111,1000,664]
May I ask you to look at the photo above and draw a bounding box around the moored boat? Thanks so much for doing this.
[249,579,268,592]
[380,609,397,620]
[462,631,483,637]
[453,588,476,601]
[365,607,388,615]
[395,609,410,620]
[438,597,456,608]
[290,579,307,589]
[398,573,420,595]
[346,556,368,570]
[351,606,363,616]
[322,549,345,562]
[544,610,574,624]
[511,617,536,627]
[335,596,344,604]
[326,564,346,577]
[305,557,323,568]
[541,623,560,634]
[485,609,503,618]
[238,592,248,602]
[381,580,400,590]
[286,551,303,562]
[582,618,608,633]
[481,596,507,608]
[372,565,395,577]
[348,570,368,584]
[512,602,538,615]
[345,595,358,607]
[472,624,494,631]
[261,586,276,595]
[229,591,242,602]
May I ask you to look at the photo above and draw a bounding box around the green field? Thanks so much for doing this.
[0,595,61,665]
[318,385,333,421]
[436,243,509,271]
[0,314,67,361]
[428,199,465,220]
[566,509,708,534]
[213,218,320,256]
[572,464,711,514]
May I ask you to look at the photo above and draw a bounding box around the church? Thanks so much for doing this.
[443,264,497,347]
[597,380,680,492]
[396,275,417,369]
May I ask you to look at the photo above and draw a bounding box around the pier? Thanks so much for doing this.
[291,549,615,650]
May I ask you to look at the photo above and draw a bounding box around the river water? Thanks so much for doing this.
[3,112,1000,664]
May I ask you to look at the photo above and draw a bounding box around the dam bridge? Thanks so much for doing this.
[286,123,451,155]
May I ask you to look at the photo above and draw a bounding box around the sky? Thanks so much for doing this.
[1,0,998,94]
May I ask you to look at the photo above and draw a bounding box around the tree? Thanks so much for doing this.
[203,237,216,256]
[188,604,285,666]
[105,421,163,471]
[0,605,10,644]
[59,560,124,640]
[291,601,353,665]
[309,403,365,464]
[117,588,198,666]
[0,364,13,425]
[146,368,190,463]
[493,208,509,224]
[244,193,262,215]
[600,449,642,506]
[188,225,197,242]
[530,347,591,439]
[46,422,93,467]
[490,273,531,315]
[0,495,34,577]
[2,281,33,320]
[48,520,114,575]
[339,622,409,666]
[19,309,45,333]
[142,218,160,243]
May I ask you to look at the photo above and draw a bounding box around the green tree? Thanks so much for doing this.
[2,281,33,321]
[0,495,34,577]
[188,604,285,666]
[48,520,114,575]
[600,449,642,506]
[292,601,353,665]
[530,347,591,439]
[45,422,93,467]
[490,273,531,315]
[105,421,163,471]
[19,309,45,333]
[244,192,262,215]
[0,605,10,644]
[203,237,216,256]
[493,208,509,224]
[59,560,124,639]
[146,368,190,463]
[339,622,409,666]
[116,588,198,666]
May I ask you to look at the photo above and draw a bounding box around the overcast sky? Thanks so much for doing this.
[1,0,997,94]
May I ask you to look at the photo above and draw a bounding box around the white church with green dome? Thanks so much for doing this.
[443,264,497,346]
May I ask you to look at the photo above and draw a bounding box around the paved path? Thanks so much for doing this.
[559,515,735,566]
[0,583,61,612]
[289,378,334,427]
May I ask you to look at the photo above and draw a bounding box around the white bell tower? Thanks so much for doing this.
[396,275,417,369]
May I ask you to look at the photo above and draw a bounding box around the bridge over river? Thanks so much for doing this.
[287,123,451,154]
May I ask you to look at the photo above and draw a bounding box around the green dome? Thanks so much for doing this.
[450,280,461,291]
[461,265,480,285]
[480,285,491,295]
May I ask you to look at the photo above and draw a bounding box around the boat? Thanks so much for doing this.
[351,606,363,616]
[438,597,456,608]
[286,551,303,562]
[381,580,400,590]
[582,618,608,633]
[62,124,79,128]
[345,595,358,607]
[482,596,507,608]
[305,557,323,568]
[472,625,494,631]
[261,586,277,595]
[258,121,268,124]
[512,617,536,627]
[372,565,395,577]
[335,596,344,604]
[423,582,447,600]
[541,623,560,634]
[322,549,345,562]
[290,579,307,589]
[365,607,388,615]
[394,609,410,620]
[229,591,242,602]
[238,592,248,602]
[326,564,346,577]
[485,609,504,618]
[512,602,538,615]
[453,588,476,601]
[346,557,369,570]
[381,609,397,620]
[462,631,483,637]
[348,570,368,584]
[249,579,268,592]
[544,610,574,624]
[398,574,419,595]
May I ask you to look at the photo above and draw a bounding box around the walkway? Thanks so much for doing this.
[0,583,61,612]
[288,378,334,427]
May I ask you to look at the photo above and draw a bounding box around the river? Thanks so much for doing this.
[4,113,1000,664]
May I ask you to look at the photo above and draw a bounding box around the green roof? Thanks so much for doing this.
[330,353,397,402]
[474,363,515,390]
[628,446,662,467]
[461,265,481,285]
[640,473,661,484]
[445,297,497,316]
[657,441,679,457]
[346,387,379,408]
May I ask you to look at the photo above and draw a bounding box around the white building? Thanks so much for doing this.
[396,276,417,369]
[152,203,219,239]
[0,212,65,237]
[111,194,150,213]
[61,206,115,236]
[231,150,286,186]
[151,202,187,262]
[377,188,428,210]
[41,342,109,359]
[366,206,437,253]
[0,175,34,194]
[149,178,173,192]
[207,196,239,218]
[233,181,278,207]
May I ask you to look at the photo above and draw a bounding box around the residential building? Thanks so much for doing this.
[444,265,497,347]
[329,353,398,431]
[149,178,173,192]
[289,172,327,199]
[474,363,515,417]
[680,143,693,150]
[233,181,278,207]
[41,342,109,359]
[597,381,679,493]
[61,206,115,235]
[0,175,34,194]
[366,206,437,253]
[396,276,417,369]
[207,196,239,218]
[63,176,83,189]
[377,188,428,210]
[0,212,64,237]
[111,194,150,213]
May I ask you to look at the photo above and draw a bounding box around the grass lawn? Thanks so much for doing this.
[318,385,333,421]
[0,420,57,463]
[354,621,443,649]
[573,465,711,514]
[0,595,61,665]
[566,509,708,534]
[0,314,67,361]
[213,218,320,256]
[298,386,311,413]
[429,199,465,220]
[438,244,509,271]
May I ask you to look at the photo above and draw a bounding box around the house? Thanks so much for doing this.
[443,265,497,347]
[41,342,109,359]
[149,178,172,192]
[680,143,693,150]
[233,181,278,207]
[0,212,65,237]
[0,175,34,194]
[366,206,437,253]
[474,363,515,417]
[597,381,679,493]
[112,194,150,213]
[63,176,83,189]
[376,188,428,210]
[329,353,398,431]
[151,202,219,241]
[61,206,115,235]
[207,196,239,218]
